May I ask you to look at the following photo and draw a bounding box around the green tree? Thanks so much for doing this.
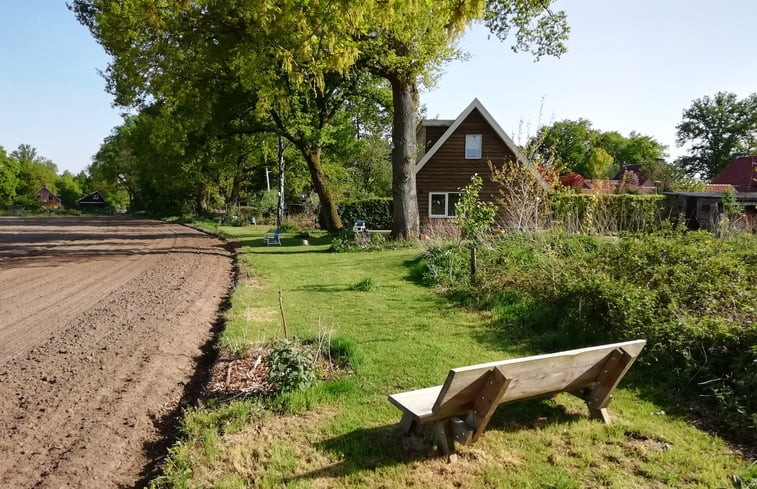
[56,171,84,209]
[586,147,614,179]
[72,1,392,231]
[10,144,59,197]
[534,120,666,178]
[534,119,596,175]
[0,145,20,206]
[676,91,757,179]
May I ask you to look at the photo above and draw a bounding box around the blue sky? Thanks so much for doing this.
[1,0,756,174]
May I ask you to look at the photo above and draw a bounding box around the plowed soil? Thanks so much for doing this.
[0,216,233,488]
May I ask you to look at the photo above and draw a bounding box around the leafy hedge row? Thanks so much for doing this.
[419,231,757,439]
[338,197,392,230]
[550,194,665,233]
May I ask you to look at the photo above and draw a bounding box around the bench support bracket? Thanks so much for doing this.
[571,348,635,424]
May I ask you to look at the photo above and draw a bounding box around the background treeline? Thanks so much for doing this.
[0,143,129,211]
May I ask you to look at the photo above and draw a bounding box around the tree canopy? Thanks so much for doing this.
[72,0,569,236]
[676,91,757,179]
[533,119,666,178]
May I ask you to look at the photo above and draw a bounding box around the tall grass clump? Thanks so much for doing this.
[420,230,757,439]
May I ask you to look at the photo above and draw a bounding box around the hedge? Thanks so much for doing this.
[338,197,392,230]
[550,193,665,233]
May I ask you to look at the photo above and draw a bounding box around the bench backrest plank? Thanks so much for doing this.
[432,340,645,416]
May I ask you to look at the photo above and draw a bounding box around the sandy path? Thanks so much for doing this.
[0,216,232,488]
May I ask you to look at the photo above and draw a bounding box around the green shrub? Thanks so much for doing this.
[338,197,392,230]
[266,339,316,393]
[551,194,664,234]
[330,230,409,252]
[350,277,377,292]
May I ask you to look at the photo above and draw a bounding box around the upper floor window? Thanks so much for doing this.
[465,134,482,159]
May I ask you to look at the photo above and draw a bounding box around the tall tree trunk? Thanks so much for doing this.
[230,154,245,210]
[276,136,285,228]
[301,147,342,233]
[389,77,420,240]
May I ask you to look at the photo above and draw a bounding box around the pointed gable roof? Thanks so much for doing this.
[35,185,61,201]
[415,98,531,174]
[77,191,107,204]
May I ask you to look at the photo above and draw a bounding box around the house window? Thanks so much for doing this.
[465,134,482,159]
[429,192,461,218]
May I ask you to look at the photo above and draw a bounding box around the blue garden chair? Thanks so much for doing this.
[263,228,282,245]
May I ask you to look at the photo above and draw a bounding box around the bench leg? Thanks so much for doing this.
[398,412,418,435]
[434,420,457,461]
[574,349,635,424]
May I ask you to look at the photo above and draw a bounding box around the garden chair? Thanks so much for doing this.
[353,219,366,232]
[263,228,282,245]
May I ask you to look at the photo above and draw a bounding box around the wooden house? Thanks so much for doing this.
[35,185,62,210]
[77,191,107,211]
[414,99,531,230]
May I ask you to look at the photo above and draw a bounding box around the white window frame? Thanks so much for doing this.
[465,134,482,159]
[429,192,461,218]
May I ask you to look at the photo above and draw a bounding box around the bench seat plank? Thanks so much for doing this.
[388,385,442,421]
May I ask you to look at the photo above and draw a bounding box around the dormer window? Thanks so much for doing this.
[465,134,482,159]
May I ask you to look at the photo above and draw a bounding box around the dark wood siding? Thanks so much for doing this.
[416,109,517,227]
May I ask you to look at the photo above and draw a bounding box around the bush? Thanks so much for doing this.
[420,230,757,438]
[338,197,392,230]
[266,339,316,393]
[551,194,664,234]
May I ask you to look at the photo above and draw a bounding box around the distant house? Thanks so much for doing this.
[414,98,533,230]
[35,185,62,210]
[712,154,757,192]
[77,191,107,211]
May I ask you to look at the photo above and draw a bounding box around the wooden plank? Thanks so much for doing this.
[388,385,441,420]
[471,368,511,442]
[432,340,645,414]
[433,420,457,459]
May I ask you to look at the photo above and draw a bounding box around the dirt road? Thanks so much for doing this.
[0,216,233,488]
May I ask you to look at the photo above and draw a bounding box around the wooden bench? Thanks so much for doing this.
[388,340,646,458]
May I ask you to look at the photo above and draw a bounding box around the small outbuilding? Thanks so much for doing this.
[77,191,108,211]
[664,191,757,231]
[35,185,62,210]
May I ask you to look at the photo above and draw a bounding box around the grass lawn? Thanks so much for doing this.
[154,223,751,489]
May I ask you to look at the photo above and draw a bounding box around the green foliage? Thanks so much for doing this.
[10,144,59,198]
[266,339,316,393]
[350,277,377,292]
[338,197,393,230]
[330,229,410,252]
[0,145,19,206]
[56,171,84,209]
[252,191,279,219]
[550,194,664,234]
[455,174,495,240]
[533,120,666,178]
[422,230,757,438]
[676,91,757,178]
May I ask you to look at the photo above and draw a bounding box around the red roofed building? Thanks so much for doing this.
[712,155,757,192]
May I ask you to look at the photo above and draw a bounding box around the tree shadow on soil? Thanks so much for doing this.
[284,400,582,485]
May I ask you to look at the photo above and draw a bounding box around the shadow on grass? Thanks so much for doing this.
[238,234,333,252]
[285,399,583,484]
[296,284,350,293]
